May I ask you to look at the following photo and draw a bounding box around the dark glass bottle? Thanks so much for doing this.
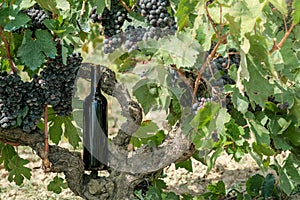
[83,67,108,171]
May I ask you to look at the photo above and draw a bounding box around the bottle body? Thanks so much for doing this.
[83,67,108,171]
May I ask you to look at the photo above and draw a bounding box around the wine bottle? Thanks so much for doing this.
[83,67,108,171]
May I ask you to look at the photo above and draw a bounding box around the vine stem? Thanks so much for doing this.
[80,0,87,17]
[0,138,20,146]
[44,105,49,154]
[192,34,228,102]
[118,0,131,12]
[269,22,295,54]
[0,26,17,74]
[42,105,51,172]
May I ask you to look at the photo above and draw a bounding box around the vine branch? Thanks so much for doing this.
[0,26,17,74]
[118,0,131,12]
[269,22,295,54]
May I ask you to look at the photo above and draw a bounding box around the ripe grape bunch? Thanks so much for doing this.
[103,24,176,54]
[138,0,176,30]
[24,4,48,30]
[90,0,129,37]
[41,51,83,116]
[0,72,45,132]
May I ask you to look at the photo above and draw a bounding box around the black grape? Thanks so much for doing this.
[41,43,82,116]
[138,0,177,30]
[24,4,49,30]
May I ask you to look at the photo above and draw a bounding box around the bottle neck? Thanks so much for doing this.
[91,67,97,96]
[95,67,103,97]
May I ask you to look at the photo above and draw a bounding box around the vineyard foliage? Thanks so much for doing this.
[0,0,300,199]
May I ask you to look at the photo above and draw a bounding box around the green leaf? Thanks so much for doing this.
[138,31,202,67]
[146,186,162,200]
[190,102,220,129]
[162,192,180,200]
[206,147,223,173]
[133,79,160,114]
[63,117,80,149]
[35,0,59,14]
[175,0,199,31]
[292,0,300,24]
[249,120,270,145]
[231,87,249,114]
[17,30,57,70]
[4,13,30,31]
[7,156,32,186]
[19,0,36,9]
[269,0,287,15]
[246,174,264,197]
[47,175,68,194]
[206,180,226,195]
[134,121,159,138]
[49,117,63,145]
[0,144,18,170]
[243,54,273,107]
[175,158,193,172]
[261,173,276,198]
[278,167,294,195]
[252,142,275,156]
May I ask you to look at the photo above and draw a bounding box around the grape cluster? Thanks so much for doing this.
[103,25,176,53]
[22,76,46,132]
[192,97,214,114]
[138,0,176,30]
[89,6,102,23]
[89,0,129,37]
[0,72,45,132]
[124,26,147,52]
[103,35,124,54]
[24,4,48,30]
[41,52,83,116]
[0,73,24,129]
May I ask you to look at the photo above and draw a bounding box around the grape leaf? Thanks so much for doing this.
[252,142,275,156]
[63,117,80,149]
[292,0,300,24]
[175,0,198,31]
[0,144,18,170]
[47,175,68,194]
[7,156,32,186]
[134,121,159,138]
[246,174,264,197]
[146,186,162,200]
[261,173,276,198]
[4,13,30,31]
[162,192,180,200]
[175,158,193,172]
[243,55,273,107]
[133,79,160,114]
[138,31,202,67]
[17,30,57,71]
[249,120,270,145]
[190,102,220,130]
[269,0,287,15]
[35,0,59,14]
[278,167,294,195]
[49,117,63,145]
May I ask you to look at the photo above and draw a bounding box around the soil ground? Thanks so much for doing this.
[0,144,286,200]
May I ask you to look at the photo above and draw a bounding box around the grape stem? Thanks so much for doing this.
[0,138,20,146]
[42,105,51,172]
[269,22,295,54]
[0,26,17,74]
[118,0,131,12]
[80,0,87,17]
[193,33,228,103]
